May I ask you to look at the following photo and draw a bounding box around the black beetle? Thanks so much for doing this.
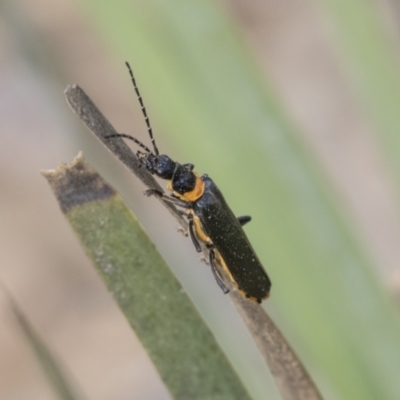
[107,62,271,303]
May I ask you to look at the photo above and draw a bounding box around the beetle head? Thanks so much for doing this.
[139,152,176,180]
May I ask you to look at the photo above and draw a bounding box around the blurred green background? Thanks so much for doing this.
[2,0,400,399]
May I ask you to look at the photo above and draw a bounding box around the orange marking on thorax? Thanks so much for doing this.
[167,174,205,202]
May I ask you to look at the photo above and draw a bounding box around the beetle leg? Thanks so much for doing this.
[144,188,163,197]
[163,196,191,208]
[209,250,229,294]
[144,189,191,208]
[237,215,251,226]
[199,256,209,264]
[174,208,187,217]
[177,227,188,237]
[188,219,202,252]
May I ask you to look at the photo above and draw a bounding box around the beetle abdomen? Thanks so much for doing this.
[193,176,271,301]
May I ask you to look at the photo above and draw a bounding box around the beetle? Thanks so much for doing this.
[107,62,271,303]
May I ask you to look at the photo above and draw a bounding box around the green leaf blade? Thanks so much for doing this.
[44,154,253,400]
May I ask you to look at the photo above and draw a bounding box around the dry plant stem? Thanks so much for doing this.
[64,84,187,228]
[64,85,323,400]
[229,283,323,400]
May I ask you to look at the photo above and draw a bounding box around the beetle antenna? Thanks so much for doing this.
[125,61,159,156]
[105,133,153,154]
